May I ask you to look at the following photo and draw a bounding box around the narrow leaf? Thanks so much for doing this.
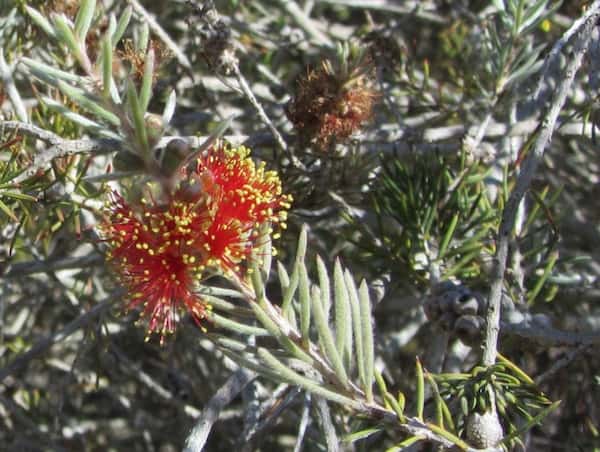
[358,280,374,401]
[310,285,349,388]
[126,81,149,154]
[52,14,80,57]
[258,222,272,280]
[101,36,113,99]
[207,311,268,336]
[74,0,96,41]
[112,6,132,46]
[0,199,18,221]
[333,258,351,369]
[281,259,299,321]
[416,357,424,420]
[139,47,155,112]
[177,114,236,171]
[527,251,558,305]
[316,255,331,324]
[342,427,383,444]
[24,6,56,38]
[249,297,313,365]
[386,436,424,451]
[257,348,361,410]
[22,57,84,84]
[41,96,112,135]
[438,213,459,258]
[57,80,120,126]
[425,423,470,450]
[136,21,149,53]
[298,260,311,342]
[345,270,365,393]
[162,90,176,125]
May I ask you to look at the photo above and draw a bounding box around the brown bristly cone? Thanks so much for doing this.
[286,44,378,150]
[117,39,172,85]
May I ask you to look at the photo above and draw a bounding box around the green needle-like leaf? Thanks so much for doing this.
[298,261,311,342]
[74,0,96,41]
[207,311,269,337]
[316,255,331,324]
[22,57,84,85]
[257,348,361,410]
[57,80,120,126]
[333,258,351,370]
[101,36,113,99]
[345,270,365,394]
[358,280,374,402]
[139,48,155,113]
[126,81,149,154]
[52,14,81,58]
[112,6,132,46]
[416,357,424,420]
[24,6,56,38]
[310,285,349,388]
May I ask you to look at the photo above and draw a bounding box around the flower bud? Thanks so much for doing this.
[145,113,165,148]
[156,138,192,177]
[113,151,146,172]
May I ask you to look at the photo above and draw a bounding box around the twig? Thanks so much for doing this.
[293,393,311,452]
[0,298,113,384]
[535,343,592,384]
[183,367,257,452]
[109,343,202,418]
[316,0,446,23]
[3,253,103,278]
[274,0,333,47]
[241,385,301,451]
[3,118,599,179]
[501,320,600,347]
[314,396,339,452]
[531,0,600,105]
[483,6,600,366]
[230,64,290,154]
[127,0,192,72]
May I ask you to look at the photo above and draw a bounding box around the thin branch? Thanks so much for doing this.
[230,64,291,155]
[183,367,257,452]
[109,343,202,418]
[3,253,103,278]
[241,384,300,449]
[3,118,599,183]
[314,396,339,452]
[535,343,592,385]
[127,0,192,72]
[316,0,446,23]
[501,321,600,348]
[0,297,113,384]
[483,8,600,366]
[531,0,600,105]
[293,394,312,452]
[274,0,333,47]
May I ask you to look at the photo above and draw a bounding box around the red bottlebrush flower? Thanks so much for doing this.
[194,144,291,226]
[98,143,291,342]
[99,193,210,343]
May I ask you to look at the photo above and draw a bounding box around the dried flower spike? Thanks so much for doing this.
[98,142,291,342]
[286,41,378,150]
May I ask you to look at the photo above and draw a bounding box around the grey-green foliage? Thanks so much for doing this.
[205,225,376,410]
[23,0,167,161]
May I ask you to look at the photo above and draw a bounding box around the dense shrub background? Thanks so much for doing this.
[1,0,600,451]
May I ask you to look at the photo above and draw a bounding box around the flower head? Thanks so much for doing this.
[99,143,291,342]
[286,42,378,150]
